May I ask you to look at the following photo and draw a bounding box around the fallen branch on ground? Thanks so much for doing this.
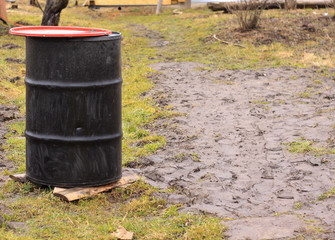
[173,9,183,15]
[213,34,246,48]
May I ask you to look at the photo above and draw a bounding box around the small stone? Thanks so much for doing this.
[307,157,322,166]
[6,222,27,231]
[168,194,190,204]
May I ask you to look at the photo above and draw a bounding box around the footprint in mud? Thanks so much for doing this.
[139,61,335,237]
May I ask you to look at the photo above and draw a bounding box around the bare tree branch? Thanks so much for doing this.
[36,0,45,14]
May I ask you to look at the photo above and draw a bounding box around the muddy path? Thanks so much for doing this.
[127,24,335,238]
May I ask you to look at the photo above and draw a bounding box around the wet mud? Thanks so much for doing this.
[133,62,335,238]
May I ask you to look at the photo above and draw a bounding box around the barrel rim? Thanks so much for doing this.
[9,26,114,38]
[24,32,122,42]
[26,174,123,188]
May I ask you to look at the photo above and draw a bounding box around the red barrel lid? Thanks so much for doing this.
[9,26,112,37]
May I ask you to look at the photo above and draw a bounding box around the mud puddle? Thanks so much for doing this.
[130,62,335,238]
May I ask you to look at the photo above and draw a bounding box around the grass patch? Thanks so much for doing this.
[1,121,26,174]
[251,99,271,105]
[284,138,335,156]
[297,91,312,98]
[318,187,335,201]
[0,180,227,239]
[293,202,303,210]
[135,9,334,69]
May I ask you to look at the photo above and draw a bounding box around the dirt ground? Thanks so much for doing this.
[134,62,335,239]
[125,20,335,238]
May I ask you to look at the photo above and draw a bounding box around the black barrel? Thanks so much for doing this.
[25,33,122,187]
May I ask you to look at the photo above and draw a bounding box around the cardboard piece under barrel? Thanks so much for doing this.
[9,173,140,202]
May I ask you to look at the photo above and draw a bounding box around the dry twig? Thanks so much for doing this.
[213,34,246,48]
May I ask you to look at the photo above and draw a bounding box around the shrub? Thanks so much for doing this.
[227,0,268,31]
[285,0,297,10]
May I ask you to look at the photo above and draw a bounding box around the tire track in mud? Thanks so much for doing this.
[127,24,335,238]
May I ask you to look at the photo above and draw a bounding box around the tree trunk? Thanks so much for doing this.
[41,0,69,26]
[156,0,163,15]
[0,0,8,23]
[185,0,191,9]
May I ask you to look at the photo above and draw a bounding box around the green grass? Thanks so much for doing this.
[0,180,227,239]
[1,4,335,239]
[1,121,26,174]
[251,99,271,105]
[131,9,334,69]
[318,187,335,201]
[286,139,315,153]
[297,91,312,98]
[0,4,229,239]
[285,138,335,156]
